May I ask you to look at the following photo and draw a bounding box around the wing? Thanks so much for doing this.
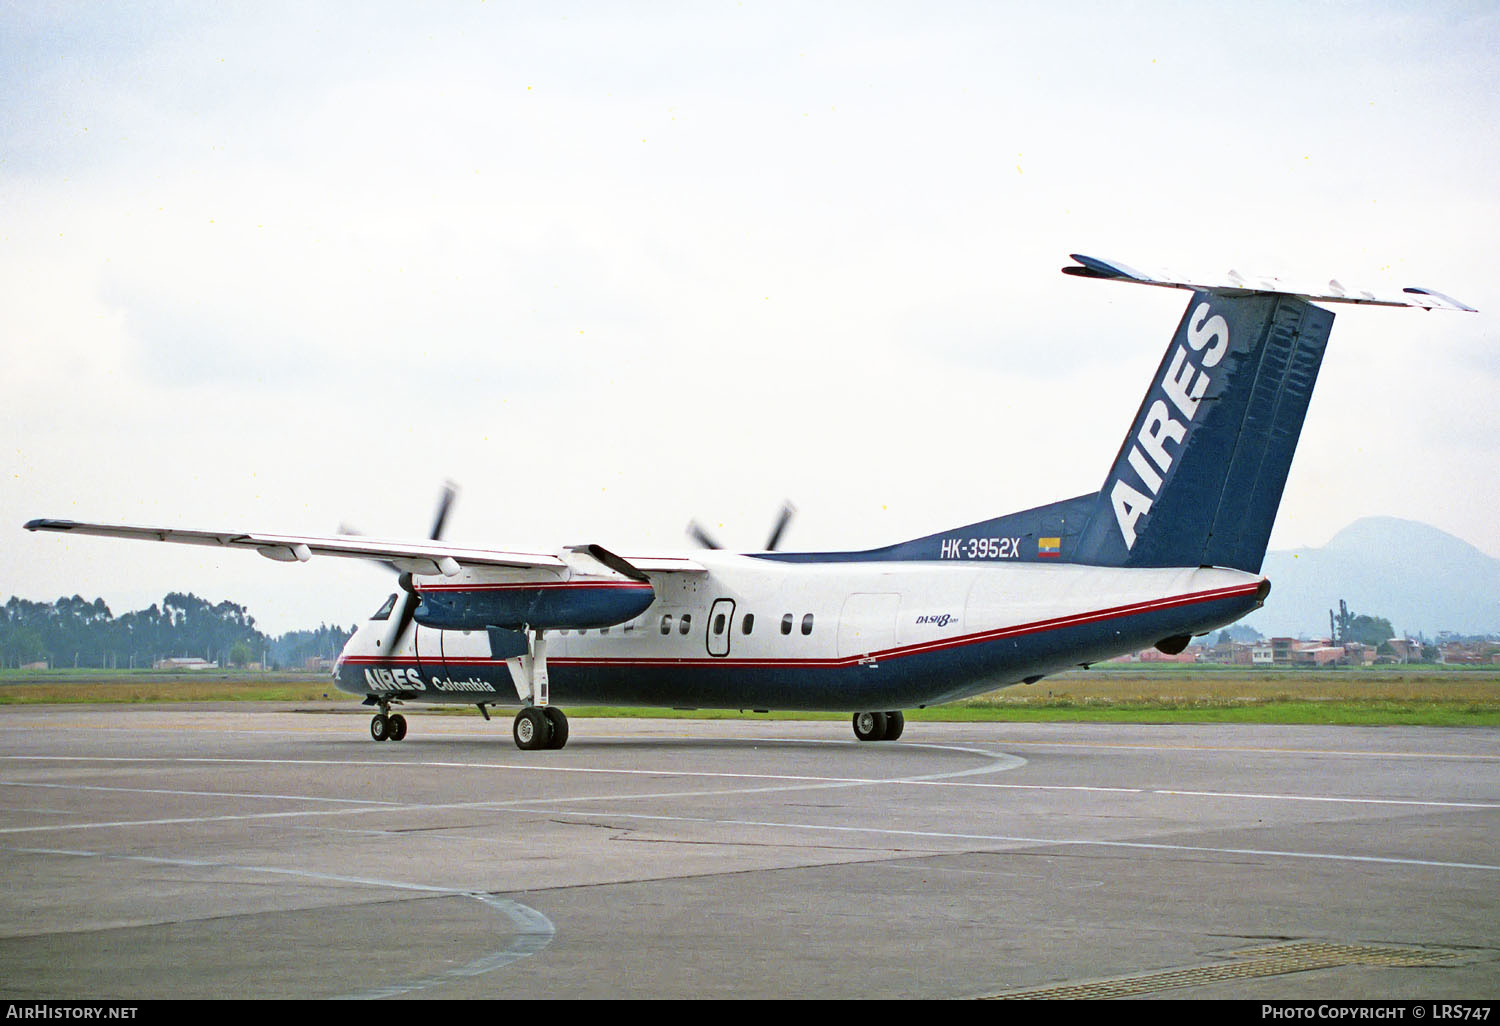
[23,518,705,578]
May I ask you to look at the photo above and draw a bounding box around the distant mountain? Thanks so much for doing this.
[1240,517,1500,638]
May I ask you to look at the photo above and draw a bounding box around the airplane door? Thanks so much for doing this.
[706,598,736,657]
[440,628,490,676]
[414,625,442,679]
[837,593,900,659]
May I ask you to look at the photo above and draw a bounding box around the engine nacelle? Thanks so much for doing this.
[413,580,655,632]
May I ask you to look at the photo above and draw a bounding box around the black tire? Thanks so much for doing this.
[370,715,390,742]
[882,710,905,741]
[513,707,552,751]
[852,711,888,742]
[543,707,569,750]
[388,713,408,742]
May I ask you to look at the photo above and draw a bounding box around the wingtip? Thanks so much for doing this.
[1402,287,1477,313]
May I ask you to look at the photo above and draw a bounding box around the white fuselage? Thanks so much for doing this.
[334,553,1265,712]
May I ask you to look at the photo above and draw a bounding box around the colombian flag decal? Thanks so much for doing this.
[1038,537,1061,558]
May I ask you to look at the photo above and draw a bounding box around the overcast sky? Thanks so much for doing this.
[4,2,1497,634]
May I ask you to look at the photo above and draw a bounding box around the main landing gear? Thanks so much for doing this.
[505,626,568,750]
[370,706,408,743]
[513,706,569,751]
[852,710,905,742]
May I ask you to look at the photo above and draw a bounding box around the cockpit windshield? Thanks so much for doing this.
[371,594,398,621]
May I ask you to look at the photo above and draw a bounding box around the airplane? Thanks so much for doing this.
[24,254,1475,750]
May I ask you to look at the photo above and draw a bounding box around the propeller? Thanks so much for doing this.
[426,480,456,543]
[687,500,796,552]
[354,482,457,655]
[687,520,723,550]
[763,501,795,551]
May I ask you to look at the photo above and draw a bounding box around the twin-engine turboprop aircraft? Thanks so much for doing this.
[25,255,1473,750]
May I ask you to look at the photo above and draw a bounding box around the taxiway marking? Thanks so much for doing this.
[0,745,1494,839]
[525,809,1500,874]
[4,842,555,999]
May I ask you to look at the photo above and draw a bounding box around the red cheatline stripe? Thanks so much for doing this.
[418,581,653,593]
[339,581,1260,671]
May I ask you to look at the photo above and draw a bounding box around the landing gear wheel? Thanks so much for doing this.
[542,707,569,750]
[513,707,553,751]
[370,714,390,742]
[852,711,888,742]
[388,713,408,742]
[882,710,905,741]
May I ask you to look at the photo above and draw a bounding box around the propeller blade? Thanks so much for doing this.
[687,520,723,550]
[384,572,418,653]
[764,501,796,551]
[428,481,457,541]
[339,523,401,575]
[689,501,797,551]
[344,482,457,578]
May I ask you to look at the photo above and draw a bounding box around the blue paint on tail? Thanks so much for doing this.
[764,289,1334,574]
[1075,290,1333,572]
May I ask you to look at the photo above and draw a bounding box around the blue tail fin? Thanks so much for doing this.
[765,289,1333,573]
[759,255,1469,573]
[1073,290,1334,572]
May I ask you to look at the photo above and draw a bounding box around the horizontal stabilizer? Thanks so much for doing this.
[1063,254,1476,311]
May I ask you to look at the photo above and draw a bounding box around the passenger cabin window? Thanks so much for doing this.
[780,613,793,635]
[713,613,726,635]
[742,613,755,635]
[801,613,814,636]
[372,594,398,621]
[679,614,692,635]
[660,614,673,635]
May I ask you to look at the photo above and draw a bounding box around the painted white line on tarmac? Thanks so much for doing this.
[3,843,555,999]
[0,780,406,806]
[525,809,1500,874]
[968,737,1500,761]
[0,743,1026,835]
[0,746,1004,785]
[1152,788,1500,809]
[1,741,1494,838]
[4,749,1493,818]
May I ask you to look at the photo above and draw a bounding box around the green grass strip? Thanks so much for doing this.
[2,672,1497,727]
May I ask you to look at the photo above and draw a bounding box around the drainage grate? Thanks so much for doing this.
[983,941,1462,1000]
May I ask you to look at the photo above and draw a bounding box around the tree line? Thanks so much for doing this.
[0,593,353,671]
[1329,600,1395,648]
